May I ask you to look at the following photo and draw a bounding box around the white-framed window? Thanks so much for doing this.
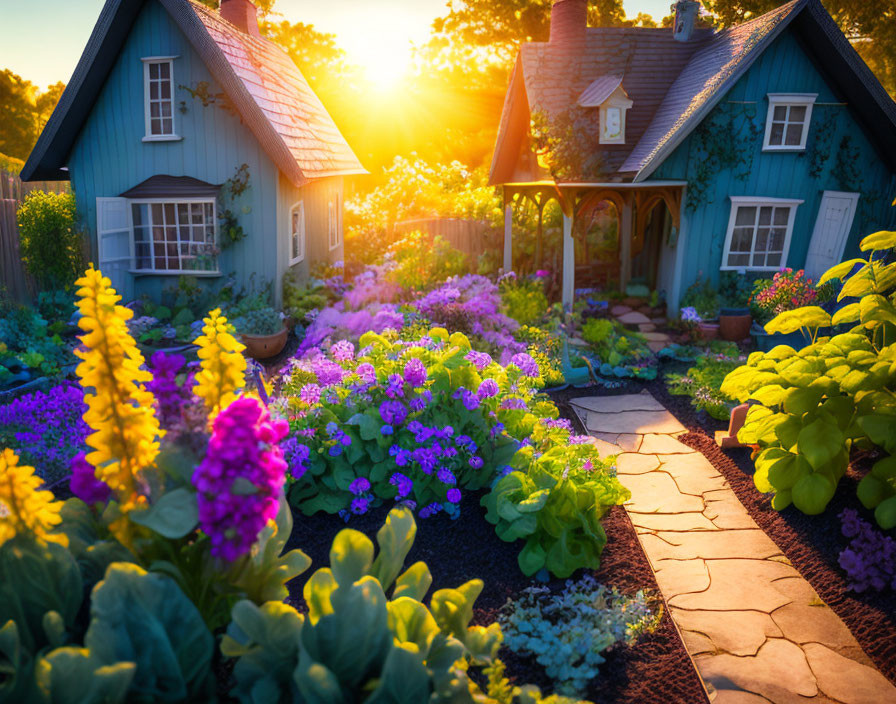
[130,199,218,273]
[142,57,179,141]
[289,201,305,265]
[721,196,803,271]
[762,93,817,151]
[328,195,341,250]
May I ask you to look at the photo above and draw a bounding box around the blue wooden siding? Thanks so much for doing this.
[651,27,896,304]
[67,0,279,302]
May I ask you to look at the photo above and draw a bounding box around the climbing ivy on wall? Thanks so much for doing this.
[806,106,838,179]
[685,101,762,212]
[219,163,252,249]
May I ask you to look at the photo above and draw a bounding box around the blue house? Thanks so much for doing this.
[490,0,896,311]
[22,0,365,304]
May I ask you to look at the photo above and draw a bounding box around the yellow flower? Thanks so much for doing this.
[193,308,247,414]
[74,266,161,514]
[0,449,67,548]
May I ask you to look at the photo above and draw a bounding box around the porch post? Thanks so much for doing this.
[620,196,633,290]
[562,212,574,309]
[503,199,513,272]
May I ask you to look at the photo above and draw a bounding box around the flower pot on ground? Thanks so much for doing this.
[718,307,752,342]
[234,306,288,359]
[750,323,808,352]
[697,321,720,340]
[241,327,288,359]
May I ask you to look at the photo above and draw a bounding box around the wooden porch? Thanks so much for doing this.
[502,180,686,308]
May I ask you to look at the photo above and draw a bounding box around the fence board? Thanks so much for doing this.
[0,170,69,302]
[393,218,499,263]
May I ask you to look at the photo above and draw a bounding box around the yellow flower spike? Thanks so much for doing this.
[193,308,247,415]
[0,449,67,548]
[74,266,162,516]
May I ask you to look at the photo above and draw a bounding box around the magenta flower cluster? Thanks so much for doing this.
[193,397,289,561]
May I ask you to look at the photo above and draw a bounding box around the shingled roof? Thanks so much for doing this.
[490,0,896,184]
[22,0,365,184]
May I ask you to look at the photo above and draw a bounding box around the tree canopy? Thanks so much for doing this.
[0,70,64,162]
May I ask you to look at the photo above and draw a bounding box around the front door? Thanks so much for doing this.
[805,191,859,280]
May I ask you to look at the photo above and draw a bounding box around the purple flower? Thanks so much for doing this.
[300,383,322,405]
[147,352,188,430]
[469,456,484,469]
[437,468,456,485]
[389,472,413,498]
[328,445,343,457]
[193,397,288,561]
[419,502,443,519]
[356,363,376,384]
[351,497,372,515]
[403,358,428,387]
[69,452,111,505]
[542,418,573,431]
[281,436,312,480]
[381,424,394,435]
[379,400,408,426]
[535,269,550,278]
[447,488,462,503]
[476,378,500,400]
[330,340,355,362]
[465,350,493,371]
[509,353,540,378]
[500,398,527,411]
[312,358,346,387]
[349,477,371,495]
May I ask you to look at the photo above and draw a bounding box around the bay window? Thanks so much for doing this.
[130,200,218,273]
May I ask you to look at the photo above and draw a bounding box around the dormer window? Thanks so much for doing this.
[762,93,816,151]
[578,76,632,146]
[142,57,180,141]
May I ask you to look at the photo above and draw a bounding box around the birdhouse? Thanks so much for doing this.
[672,0,700,42]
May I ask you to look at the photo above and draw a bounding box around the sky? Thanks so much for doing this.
[0,0,673,89]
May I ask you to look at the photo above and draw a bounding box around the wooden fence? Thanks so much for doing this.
[393,217,500,263]
[0,169,69,302]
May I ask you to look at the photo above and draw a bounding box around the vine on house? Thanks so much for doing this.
[219,163,251,249]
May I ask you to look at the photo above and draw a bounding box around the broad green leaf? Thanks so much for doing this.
[857,414,896,453]
[129,488,198,540]
[370,507,416,593]
[35,647,135,704]
[874,495,896,530]
[856,475,890,509]
[767,453,810,491]
[328,529,374,587]
[783,387,824,416]
[831,303,861,326]
[393,562,433,602]
[859,230,896,252]
[750,385,787,407]
[765,307,831,335]
[754,448,789,493]
[860,295,896,326]
[818,258,865,285]
[771,490,792,510]
[792,472,836,515]
[797,418,844,470]
[871,455,896,480]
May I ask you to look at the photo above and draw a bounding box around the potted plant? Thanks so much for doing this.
[680,276,720,339]
[718,271,753,341]
[750,268,818,352]
[234,306,288,359]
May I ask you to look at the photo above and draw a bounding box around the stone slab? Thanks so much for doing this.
[639,434,696,454]
[668,559,795,613]
[803,642,896,704]
[638,323,657,333]
[643,331,672,341]
[585,409,686,435]
[658,454,730,496]
[695,639,818,703]
[653,558,711,596]
[770,603,858,653]
[644,529,785,562]
[590,438,622,457]
[570,393,665,414]
[623,472,705,514]
[610,305,632,316]
[672,607,782,657]
[616,453,661,475]
[631,511,721,532]
[703,492,757,530]
[711,691,774,704]
[615,433,643,451]
[617,311,651,325]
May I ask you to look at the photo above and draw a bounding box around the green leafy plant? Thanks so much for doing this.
[282,272,333,325]
[580,318,654,379]
[233,307,283,336]
[718,271,753,309]
[666,354,743,421]
[500,275,549,327]
[680,276,720,320]
[16,191,83,290]
[721,229,896,527]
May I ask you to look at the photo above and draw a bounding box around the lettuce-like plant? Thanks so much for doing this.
[722,229,896,527]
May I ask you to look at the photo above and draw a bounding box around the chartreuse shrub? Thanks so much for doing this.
[16,190,83,290]
[721,229,896,528]
[223,507,591,704]
[499,575,660,697]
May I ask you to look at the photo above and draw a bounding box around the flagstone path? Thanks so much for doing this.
[572,391,896,704]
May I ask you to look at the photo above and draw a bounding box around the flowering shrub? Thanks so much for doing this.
[722,230,896,526]
[279,329,529,518]
[580,318,656,379]
[499,574,660,696]
[382,230,468,292]
[666,354,743,421]
[838,508,895,592]
[750,269,818,325]
[499,271,549,326]
[0,382,88,483]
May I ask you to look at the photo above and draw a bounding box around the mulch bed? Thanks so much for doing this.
[635,374,896,686]
[283,381,709,703]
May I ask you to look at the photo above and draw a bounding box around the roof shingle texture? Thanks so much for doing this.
[189,0,364,180]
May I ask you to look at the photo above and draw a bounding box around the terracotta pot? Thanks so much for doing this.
[240,327,288,360]
[697,322,719,340]
[719,313,752,341]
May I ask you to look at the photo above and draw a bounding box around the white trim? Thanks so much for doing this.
[721,196,803,271]
[129,197,218,274]
[288,200,305,265]
[762,93,817,151]
[328,196,341,251]
[143,57,176,139]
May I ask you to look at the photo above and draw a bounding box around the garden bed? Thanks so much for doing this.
[283,386,709,704]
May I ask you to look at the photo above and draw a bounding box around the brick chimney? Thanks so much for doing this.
[220,0,261,37]
[549,0,587,49]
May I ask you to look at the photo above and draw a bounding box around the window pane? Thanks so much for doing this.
[150,102,161,118]
[755,228,769,252]
[132,203,147,227]
[728,253,750,267]
[769,123,784,144]
[150,82,160,100]
[767,253,782,267]
[149,63,160,79]
[752,252,766,267]
[292,233,299,259]
[164,204,176,224]
[769,228,786,251]
[789,105,806,122]
[731,228,753,252]
[177,204,190,225]
[160,101,172,118]
[734,206,756,227]
[758,207,772,226]
[151,204,164,224]
[785,124,803,145]
[159,62,170,79]
[192,204,203,224]
[773,105,787,121]
[773,207,790,226]
[160,80,171,100]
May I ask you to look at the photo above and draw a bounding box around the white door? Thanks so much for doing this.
[96,197,133,300]
[804,191,859,280]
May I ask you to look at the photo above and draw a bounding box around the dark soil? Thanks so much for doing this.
[637,374,896,687]
[283,382,709,703]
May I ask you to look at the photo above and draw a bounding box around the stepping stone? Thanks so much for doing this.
[695,639,818,703]
[631,511,720,532]
[610,305,632,316]
[585,409,685,435]
[644,530,786,562]
[651,316,667,325]
[672,607,783,657]
[617,311,651,325]
[802,643,896,704]
[711,691,773,704]
[638,323,656,333]
[616,453,661,475]
[703,492,756,529]
[658,454,729,495]
[653,558,711,596]
[681,630,716,656]
[616,433,643,451]
[668,559,795,612]
[647,341,668,353]
[570,394,665,413]
[770,602,859,653]
[639,434,696,454]
[623,473,705,513]
[590,437,622,457]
